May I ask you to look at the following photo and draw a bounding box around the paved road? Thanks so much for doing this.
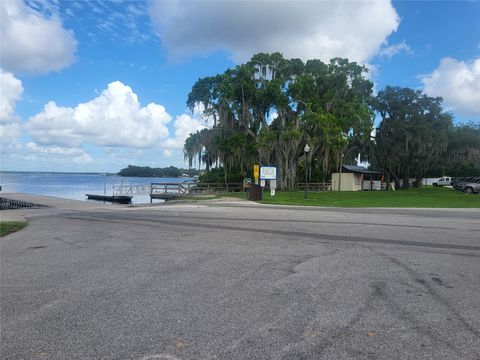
[1,198,480,359]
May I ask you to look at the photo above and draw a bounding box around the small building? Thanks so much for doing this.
[331,165,384,191]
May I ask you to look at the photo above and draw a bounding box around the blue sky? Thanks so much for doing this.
[1,0,479,172]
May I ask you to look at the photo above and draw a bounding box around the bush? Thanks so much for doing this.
[199,168,244,183]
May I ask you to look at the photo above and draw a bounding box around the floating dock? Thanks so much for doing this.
[86,194,133,204]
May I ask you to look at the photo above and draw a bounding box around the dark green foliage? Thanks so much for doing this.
[184,53,374,189]
[118,165,198,177]
[198,168,244,183]
[439,123,480,176]
[184,54,479,190]
[370,86,480,188]
[370,86,452,188]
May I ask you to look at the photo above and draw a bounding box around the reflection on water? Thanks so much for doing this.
[0,172,191,204]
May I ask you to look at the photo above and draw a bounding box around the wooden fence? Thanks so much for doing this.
[297,182,332,192]
[190,182,332,193]
[189,183,245,194]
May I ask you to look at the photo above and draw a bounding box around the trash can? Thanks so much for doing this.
[248,184,263,201]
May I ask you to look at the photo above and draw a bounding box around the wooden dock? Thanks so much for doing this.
[86,194,133,204]
[150,193,181,201]
[149,182,191,202]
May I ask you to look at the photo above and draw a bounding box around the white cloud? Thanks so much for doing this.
[0,0,76,74]
[26,81,172,148]
[0,122,21,139]
[0,69,23,122]
[0,121,23,157]
[421,57,480,117]
[26,142,92,163]
[26,142,93,164]
[0,68,24,156]
[149,0,399,63]
[378,41,412,58]
[163,104,214,150]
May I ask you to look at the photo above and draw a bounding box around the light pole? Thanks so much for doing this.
[304,144,310,199]
[337,134,349,192]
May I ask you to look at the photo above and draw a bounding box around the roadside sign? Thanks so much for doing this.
[270,189,276,196]
[253,165,260,179]
[260,179,266,187]
[260,166,277,180]
[270,180,277,189]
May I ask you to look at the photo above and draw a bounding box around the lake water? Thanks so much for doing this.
[0,172,192,204]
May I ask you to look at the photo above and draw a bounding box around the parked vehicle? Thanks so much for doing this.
[432,177,452,187]
[454,178,480,194]
[452,177,475,188]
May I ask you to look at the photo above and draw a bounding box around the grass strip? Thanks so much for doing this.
[219,187,480,208]
[0,221,28,237]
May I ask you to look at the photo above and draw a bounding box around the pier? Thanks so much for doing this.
[149,182,192,202]
[86,181,245,204]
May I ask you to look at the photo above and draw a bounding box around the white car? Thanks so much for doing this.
[432,177,452,187]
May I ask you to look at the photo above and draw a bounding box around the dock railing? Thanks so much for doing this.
[150,182,195,197]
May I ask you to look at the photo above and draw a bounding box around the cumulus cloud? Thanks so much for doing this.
[421,57,480,117]
[0,0,76,74]
[26,81,172,148]
[0,68,24,156]
[26,142,93,164]
[0,69,23,122]
[378,41,412,58]
[0,121,21,139]
[149,0,399,63]
[163,104,214,150]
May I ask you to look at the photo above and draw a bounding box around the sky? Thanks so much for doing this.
[1,0,479,173]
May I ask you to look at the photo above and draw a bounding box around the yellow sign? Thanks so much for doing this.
[253,165,260,179]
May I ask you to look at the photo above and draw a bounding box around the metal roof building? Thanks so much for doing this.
[332,165,384,191]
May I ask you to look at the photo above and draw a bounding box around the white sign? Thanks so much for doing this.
[260,166,277,180]
[270,189,276,196]
[260,179,266,187]
[270,180,277,189]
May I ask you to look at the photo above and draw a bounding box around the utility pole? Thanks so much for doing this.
[304,144,310,199]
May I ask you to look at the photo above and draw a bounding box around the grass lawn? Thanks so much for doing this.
[0,221,28,237]
[219,187,480,208]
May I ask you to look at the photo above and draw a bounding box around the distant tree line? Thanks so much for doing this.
[183,53,479,189]
[118,165,199,177]
[370,87,480,188]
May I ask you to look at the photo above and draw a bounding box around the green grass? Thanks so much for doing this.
[219,187,480,208]
[0,221,28,237]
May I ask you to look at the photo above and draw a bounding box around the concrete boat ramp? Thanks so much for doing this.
[2,192,480,360]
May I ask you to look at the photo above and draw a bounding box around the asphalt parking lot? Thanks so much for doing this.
[1,197,480,359]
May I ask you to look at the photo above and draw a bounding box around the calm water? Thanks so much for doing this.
[0,172,191,204]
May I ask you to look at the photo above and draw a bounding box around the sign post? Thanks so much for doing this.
[253,164,260,185]
[260,166,277,197]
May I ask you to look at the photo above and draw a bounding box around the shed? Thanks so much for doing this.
[331,165,384,191]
